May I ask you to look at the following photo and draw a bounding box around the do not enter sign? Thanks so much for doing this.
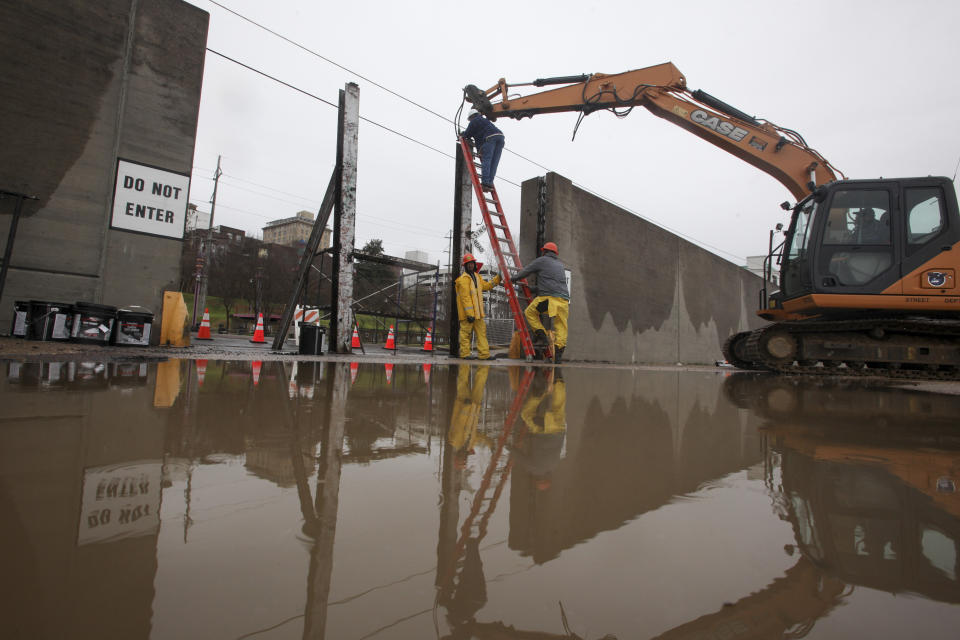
[111,158,191,239]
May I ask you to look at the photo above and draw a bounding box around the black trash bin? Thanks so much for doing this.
[298,323,324,355]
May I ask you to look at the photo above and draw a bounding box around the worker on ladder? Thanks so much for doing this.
[455,253,502,360]
[461,109,505,191]
[512,242,570,363]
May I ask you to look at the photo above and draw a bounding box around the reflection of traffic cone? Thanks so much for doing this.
[250,313,266,343]
[421,328,433,352]
[197,309,213,340]
[350,361,359,385]
[385,362,393,384]
[196,359,207,386]
[383,325,395,350]
[351,324,361,349]
[252,360,262,386]
[423,363,431,384]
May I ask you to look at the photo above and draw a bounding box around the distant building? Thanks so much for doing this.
[186,203,210,232]
[263,210,330,248]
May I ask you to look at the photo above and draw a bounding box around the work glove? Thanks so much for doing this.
[466,316,475,323]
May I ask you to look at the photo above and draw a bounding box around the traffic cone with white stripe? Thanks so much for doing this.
[196,359,208,386]
[250,313,266,343]
[197,309,213,340]
[351,324,361,349]
[350,361,359,385]
[385,362,393,384]
[383,325,395,350]
[423,363,431,384]
[421,328,433,352]
[252,360,262,386]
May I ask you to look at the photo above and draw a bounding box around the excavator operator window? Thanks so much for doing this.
[819,189,894,287]
[905,187,946,255]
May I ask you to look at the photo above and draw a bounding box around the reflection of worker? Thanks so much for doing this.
[448,365,491,468]
[461,109,505,191]
[515,370,567,490]
[513,242,570,363]
[455,253,502,360]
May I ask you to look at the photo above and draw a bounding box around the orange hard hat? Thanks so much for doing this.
[462,253,483,269]
[541,242,559,255]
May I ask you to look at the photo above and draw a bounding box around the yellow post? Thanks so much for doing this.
[160,291,191,347]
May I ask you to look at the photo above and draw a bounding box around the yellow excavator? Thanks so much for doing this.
[463,62,960,378]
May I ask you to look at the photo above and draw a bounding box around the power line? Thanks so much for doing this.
[201,8,745,262]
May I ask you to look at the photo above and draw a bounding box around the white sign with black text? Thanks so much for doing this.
[111,159,190,239]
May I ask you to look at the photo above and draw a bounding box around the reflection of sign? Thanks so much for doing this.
[78,461,161,545]
[937,477,956,493]
[111,159,190,239]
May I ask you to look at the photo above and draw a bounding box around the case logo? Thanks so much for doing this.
[690,109,750,142]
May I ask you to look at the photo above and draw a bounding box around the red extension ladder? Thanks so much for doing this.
[458,137,537,361]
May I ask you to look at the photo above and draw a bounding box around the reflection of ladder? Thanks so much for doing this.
[458,137,536,361]
[442,368,536,590]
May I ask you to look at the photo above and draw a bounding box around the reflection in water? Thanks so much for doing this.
[2,361,960,638]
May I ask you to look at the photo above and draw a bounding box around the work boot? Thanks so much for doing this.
[553,346,564,364]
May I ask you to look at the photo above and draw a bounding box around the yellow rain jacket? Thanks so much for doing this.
[455,271,501,321]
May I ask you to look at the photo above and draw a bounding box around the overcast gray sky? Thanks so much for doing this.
[184,0,960,267]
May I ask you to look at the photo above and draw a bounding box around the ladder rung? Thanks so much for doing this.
[492,224,507,230]
[484,198,498,205]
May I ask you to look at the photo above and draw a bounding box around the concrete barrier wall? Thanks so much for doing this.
[519,173,767,364]
[0,0,208,338]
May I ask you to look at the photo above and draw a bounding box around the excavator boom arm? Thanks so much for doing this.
[464,62,842,201]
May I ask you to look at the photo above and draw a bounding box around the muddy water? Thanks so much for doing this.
[1,359,959,639]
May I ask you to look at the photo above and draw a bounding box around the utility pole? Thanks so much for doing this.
[194,156,222,326]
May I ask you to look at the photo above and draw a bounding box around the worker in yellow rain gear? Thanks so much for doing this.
[455,252,502,360]
[448,365,492,468]
[515,369,567,491]
[512,242,569,363]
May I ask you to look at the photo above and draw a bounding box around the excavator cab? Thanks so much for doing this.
[766,176,960,319]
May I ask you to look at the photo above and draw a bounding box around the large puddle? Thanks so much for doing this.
[2,359,959,639]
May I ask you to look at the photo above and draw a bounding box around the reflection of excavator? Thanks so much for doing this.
[662,377,960,638]
[464,63,960,378]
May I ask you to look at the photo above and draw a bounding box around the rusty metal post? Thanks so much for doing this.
[330,83,359,353]
[449,144,473,356]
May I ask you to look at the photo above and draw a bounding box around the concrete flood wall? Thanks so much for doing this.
[519,173,768,364]
[0,0,208,339]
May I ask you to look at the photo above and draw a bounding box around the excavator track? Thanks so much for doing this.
[726,318,960,381]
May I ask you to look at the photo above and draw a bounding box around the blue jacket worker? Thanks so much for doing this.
[461,110,505,192]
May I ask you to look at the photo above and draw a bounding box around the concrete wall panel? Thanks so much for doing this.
[520,172,767,364]
[0,0,208,336]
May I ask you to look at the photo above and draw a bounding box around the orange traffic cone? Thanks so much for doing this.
[252,360,262,386]
[383,325,395,350]
[250,313,266,343]
[196,359,208,386]
[197,309,213,340]
[421,328,433,352]
[423,363,431,384]
[350,361,359,385]
[385,362,393,384]
[351,324,361,349]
